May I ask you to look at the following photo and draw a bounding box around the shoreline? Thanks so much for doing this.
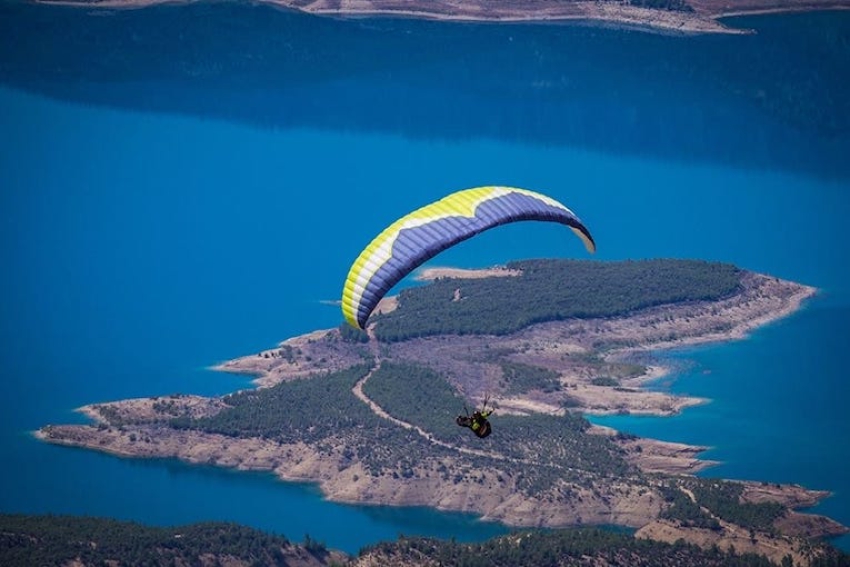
[31,0,850,35]
[603,275,819,390]
[212,269,818,415]
[34,265,846,563]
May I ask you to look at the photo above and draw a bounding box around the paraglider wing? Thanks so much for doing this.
[341,186,595,329]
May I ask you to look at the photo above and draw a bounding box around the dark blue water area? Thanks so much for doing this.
[1,3,849,181]
[3,442,505,554]
[0,87,508,551]
[1,2,849,555]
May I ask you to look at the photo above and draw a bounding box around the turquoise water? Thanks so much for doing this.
[591,301,850,550]
[1,4,849,554]
[0,88,512,552]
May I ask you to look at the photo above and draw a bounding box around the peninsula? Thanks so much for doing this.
[37,259,847,566]
[34,0,850,35]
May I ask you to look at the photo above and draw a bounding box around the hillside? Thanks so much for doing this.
[36,259,846,566]
[33,0,850,35]
[3,514,848,566]
[0,514,346,567]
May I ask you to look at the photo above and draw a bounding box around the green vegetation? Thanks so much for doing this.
[690,479,786,534]
[35,257,843,564]
[373,259,741,341]
[659,479,788,534]
[362,361,637,491]
[659,482,722,530]
[361,361,469,441]
[123,259,743,492]
[278,344,298,362]
[6,514,848,567]
[494,413,637,492]
[500,361,562,395]
[628,0,694,12]
[171,364,379,445]
[363,529,778,567]
[338,323,369,343]
[173,359,637,493]
[0,514,318,567]
[170,363,455,478]
[90,404,137,427]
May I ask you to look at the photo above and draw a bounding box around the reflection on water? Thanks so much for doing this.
[1,1,849,555]
[1,3,848,180]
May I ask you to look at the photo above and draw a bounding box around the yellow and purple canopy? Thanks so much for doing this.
[341,186,595,329]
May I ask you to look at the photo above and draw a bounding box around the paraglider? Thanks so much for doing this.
[456,396,495,439]
[341,186,595,330]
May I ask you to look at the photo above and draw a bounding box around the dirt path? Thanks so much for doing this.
[349,327,634,481]
[350,325,514,462]
[351,368,509,461]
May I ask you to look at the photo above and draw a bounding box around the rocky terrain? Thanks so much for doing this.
[35,0,850,35]
[6,512,848,566]
[35,263,848,565]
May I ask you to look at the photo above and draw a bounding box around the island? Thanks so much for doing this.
[34,0,850,35]
[37,259,848,566]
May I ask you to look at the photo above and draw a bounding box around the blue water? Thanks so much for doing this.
[0,88,511,552]
[1,4,849,554]
[591,301,850,550]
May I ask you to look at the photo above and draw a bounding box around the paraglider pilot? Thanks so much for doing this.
[456,397,494,438]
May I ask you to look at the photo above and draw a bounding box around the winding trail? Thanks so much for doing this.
[350,325,514,462]
[350,348,625,483]
[346,325,723,488]
[352,368,507,460]
[347,326,625,482]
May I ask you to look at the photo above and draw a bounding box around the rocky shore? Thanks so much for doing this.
[34,0,850,35]
[35,266,847,565]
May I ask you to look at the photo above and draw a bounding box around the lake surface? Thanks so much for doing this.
[591,300,850,551]
[1,3,848,554]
